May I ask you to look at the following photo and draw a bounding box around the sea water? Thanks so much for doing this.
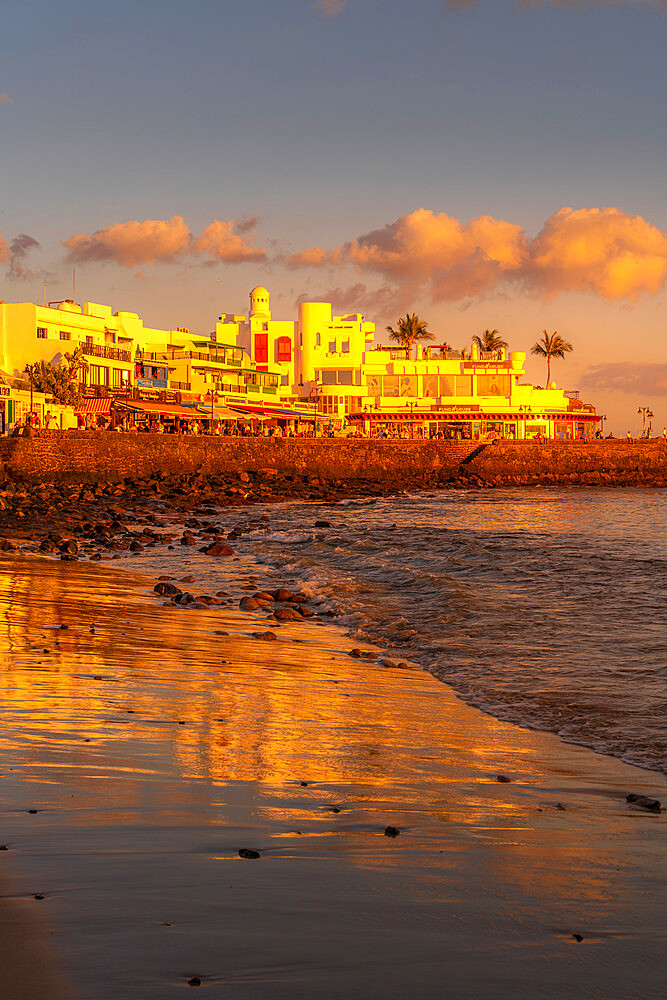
[142,487,667,774]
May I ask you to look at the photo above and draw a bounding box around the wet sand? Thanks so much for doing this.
[0,555,665,999]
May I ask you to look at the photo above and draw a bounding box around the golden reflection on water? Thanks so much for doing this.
[0,554,663,918]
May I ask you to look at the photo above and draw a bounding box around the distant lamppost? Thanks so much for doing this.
[24,362,37,420]
[638,406,654,438]
[600,414,607,435]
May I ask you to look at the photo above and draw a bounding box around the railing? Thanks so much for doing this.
[169,381,191,391]
[79,342,132,363]
[144,349,243,368]
[565,390,580,399]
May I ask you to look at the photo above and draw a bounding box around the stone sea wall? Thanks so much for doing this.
[0,433,664,487]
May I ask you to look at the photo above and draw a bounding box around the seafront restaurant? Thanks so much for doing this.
[312,344,600,440]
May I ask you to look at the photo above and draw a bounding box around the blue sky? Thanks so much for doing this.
[1,0,666,430]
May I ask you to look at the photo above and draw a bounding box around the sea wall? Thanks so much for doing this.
[0,433,664,486]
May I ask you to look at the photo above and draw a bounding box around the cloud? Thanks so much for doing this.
[193,219,266,263]
[580,363,667,397]
[7,233,41,280]
[313,0,347,16]
[64,216,192,266]
[527,207,667,299]
[284,206,667,303]
[0,94,12,108]
[233,215,260,235]
[0,233,8,263]
[296,282,405,318]
[284,247,331,269]
[63,215,265,267]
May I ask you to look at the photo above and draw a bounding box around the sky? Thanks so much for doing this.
[1,0,666,433]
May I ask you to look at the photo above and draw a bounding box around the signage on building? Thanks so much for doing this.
[0,387,10,397]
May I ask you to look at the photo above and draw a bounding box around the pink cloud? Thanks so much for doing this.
[284,247,331,268]
[63,215,266,267]
[0,94,12,108]
[285,206,667,303]
[313,0,347,17]
[528,207,667,300]
[64,216,192,266]
[193,219,266,263]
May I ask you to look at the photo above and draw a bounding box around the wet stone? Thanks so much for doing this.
[384,826,400,838]
[238,848,261,859]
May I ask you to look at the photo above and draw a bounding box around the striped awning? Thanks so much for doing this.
[227,403,317,421]
[74,398,112,415]
[349,410,600,422]
[116,400,202,420]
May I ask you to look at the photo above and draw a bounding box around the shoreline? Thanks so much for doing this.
[3,481,665,779]
[0,553,665,998]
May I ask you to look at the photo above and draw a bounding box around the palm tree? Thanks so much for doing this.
[530,330,573,387]
[472,329,508,353]
[386,313,434,359]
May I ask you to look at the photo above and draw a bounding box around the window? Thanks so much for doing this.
[59,331,71,341]
[315,333,321,346]
[477,374,511,397]
[37,327,47,339]
[337,370,353,385]
[112,368,123,388]
[423,374,438,397]
[341,340,350,353]
[255,333,269,364]
[277,336,292,363]
[328,341,336,353]
[86,336,94,345]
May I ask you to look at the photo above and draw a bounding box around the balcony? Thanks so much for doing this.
[79,342,132,363]
[169,381,191,391]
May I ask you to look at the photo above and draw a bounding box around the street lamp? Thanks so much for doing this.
[638,406,654,438]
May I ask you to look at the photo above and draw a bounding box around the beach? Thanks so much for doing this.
[1,552,665,999]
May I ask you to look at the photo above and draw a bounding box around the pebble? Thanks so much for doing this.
[384,826,400,838]
[238,848,261,859]
[626,793,661,812]
[496,775,511,783]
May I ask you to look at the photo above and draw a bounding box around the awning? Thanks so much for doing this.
[117,400,203,420]
[195,405,245,420]
[74,398,113,415]
[227,403,317,422]
[348,410,600,422]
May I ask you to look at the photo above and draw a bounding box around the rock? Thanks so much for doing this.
[572,934,584,943]
[252,631,277,641]
[239,596,259,610]
[0,537,19,551]
[324,805,341,813]
[187,976,202,987]
[349,648,362,657]
[215,591,230,598]
[154,582,182,597]
[203,540,235,556]
[384,826,400,838]
[380,658,397,668]
[496,775,511,783]
[180,576,196,583]
[238,848,261,859]
[252,591,275,602]
[180,535,196,546]
[626,793,661,812]
[129,540,143,551]
[33,894,45,900]
[274,608,299,621]
[315,520,333,528]
[361,651,376,660]
[274,588,293,602]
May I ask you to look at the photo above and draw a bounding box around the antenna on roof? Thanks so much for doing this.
[72,268,76,303]
[43,279,47,306]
